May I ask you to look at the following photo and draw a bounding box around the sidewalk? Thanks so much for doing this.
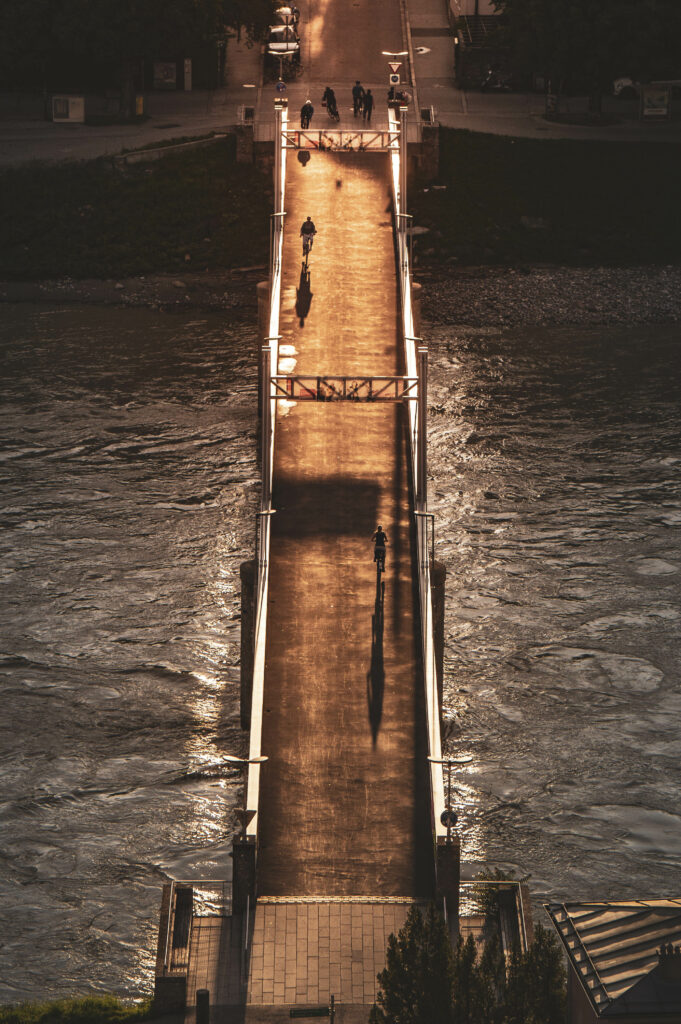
[405,0,681,141]
[0,31,262,167]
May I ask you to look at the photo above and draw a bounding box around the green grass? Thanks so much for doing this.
[0,137,271,280]
[0,996,153,1024]
[411,129,681,265]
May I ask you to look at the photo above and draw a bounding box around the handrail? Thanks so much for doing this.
[388,108,446,846]
[245,102,288,839]
[162,879,175,973]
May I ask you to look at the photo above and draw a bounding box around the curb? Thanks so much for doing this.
[113,132,231,166]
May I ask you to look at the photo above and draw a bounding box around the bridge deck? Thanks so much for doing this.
[257,152,434,897]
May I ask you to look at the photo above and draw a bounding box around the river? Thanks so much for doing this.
[1,307,679,1000]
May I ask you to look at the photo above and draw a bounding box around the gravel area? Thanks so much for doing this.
[2,265,681,327]
[0,270,262,315]
[419,265,681,327]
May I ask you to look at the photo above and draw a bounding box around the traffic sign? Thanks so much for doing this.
[276,80,287,93]
[389,73,400,86]
[388,61,402,74]
[290,1009,329,1019]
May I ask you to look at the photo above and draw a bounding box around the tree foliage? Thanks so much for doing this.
[0,0,276,91]
[370,907,566,1024]
[491,0,681,99]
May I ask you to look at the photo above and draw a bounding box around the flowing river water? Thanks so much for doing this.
[1,306,680,1001]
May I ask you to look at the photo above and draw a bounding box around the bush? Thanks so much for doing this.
[0,995,153,1024]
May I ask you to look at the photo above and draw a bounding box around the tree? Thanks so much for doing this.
[370,911,566,1024]
[371,904,455,1024]
[491,0,681,112]
[0,0,277,108]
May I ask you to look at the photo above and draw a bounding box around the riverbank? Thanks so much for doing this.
[3,263,681,327]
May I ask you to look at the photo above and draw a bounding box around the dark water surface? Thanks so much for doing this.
[1,308,680,1000]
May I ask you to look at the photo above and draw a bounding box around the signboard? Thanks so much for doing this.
[289,1009,329,1019]
[389,73,401,86]
[276,80,287,93]
[641,84,671,120]
[388,61,402,74]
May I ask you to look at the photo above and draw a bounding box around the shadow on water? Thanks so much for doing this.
[367,570,385,746]
[296,265,313,326]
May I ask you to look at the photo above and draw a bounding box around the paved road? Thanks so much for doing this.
[256,150,434,897]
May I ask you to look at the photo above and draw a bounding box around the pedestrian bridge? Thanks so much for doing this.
[153,98,465,1022]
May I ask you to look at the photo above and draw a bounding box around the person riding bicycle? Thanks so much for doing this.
[372,525,388,569]
[322,86,338,120]
[300,216,317,254]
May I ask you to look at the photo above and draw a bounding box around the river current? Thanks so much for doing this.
[1,307,679,1000]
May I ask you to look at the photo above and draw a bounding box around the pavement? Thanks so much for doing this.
[256,149,434,900]
[2,0,680,168]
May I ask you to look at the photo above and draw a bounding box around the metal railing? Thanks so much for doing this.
[271,374,418,402]
[245,101,289,840]
[282,128,400,151]
[388,107,446,847]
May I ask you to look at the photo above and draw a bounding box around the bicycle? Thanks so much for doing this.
[301,231,315,267]
[374,545,386,574]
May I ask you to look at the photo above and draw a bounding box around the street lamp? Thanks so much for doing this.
[224,754,269,834]
[428,755,473,843]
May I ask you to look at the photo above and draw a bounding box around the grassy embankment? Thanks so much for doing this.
[1,130,680,280]
[0,137,271,280]
[411,129,681,266]
[0,996,152,1024]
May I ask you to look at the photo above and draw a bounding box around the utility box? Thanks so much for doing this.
[52,95,85,123]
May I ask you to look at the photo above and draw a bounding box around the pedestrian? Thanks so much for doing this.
[352,80,365,118]
[300,99,314,129]
[363,88,374,123]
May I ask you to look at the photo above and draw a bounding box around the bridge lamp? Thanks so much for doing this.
[224,754,269,834]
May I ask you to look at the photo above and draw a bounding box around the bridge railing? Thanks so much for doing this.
[388,108,447,846]
[246,101,289,839]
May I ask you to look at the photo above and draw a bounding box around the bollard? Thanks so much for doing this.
[196,988,210,1024]
[240,560,256,730]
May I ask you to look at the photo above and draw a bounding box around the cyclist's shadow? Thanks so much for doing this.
[295,265,313,326]
[366,570,385,746]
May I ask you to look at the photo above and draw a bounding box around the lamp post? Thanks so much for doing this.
[428,755,473,843]
[224,754,269,834]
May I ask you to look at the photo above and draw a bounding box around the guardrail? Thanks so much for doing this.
[388,108,446,847]
[246,101,289,840]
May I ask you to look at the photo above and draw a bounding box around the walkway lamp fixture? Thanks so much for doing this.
[224,754,269,834]
[428,755,473,843]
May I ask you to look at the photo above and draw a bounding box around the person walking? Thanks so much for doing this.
[363,88,374,123]
[352,80,365,117]
[300,99,314,129]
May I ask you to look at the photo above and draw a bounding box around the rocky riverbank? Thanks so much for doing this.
[419,264,681,327]
[3,264,681,327]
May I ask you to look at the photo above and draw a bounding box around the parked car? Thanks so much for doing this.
[272,5,300,26]
[266,25,300,63]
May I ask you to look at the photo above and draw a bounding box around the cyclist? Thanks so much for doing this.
[322,86,339,121]
[300,216,317,256]
[372,525,388,571]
